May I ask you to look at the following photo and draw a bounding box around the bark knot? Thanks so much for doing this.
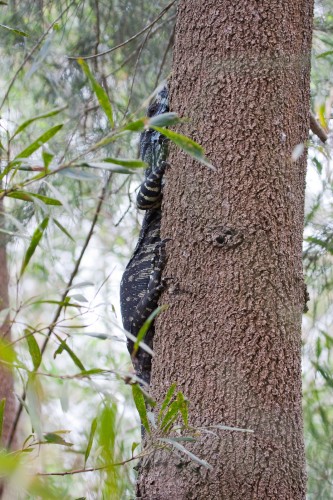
[206,225,244,249]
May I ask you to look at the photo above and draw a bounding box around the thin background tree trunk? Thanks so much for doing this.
[0,201,16,449]
[138,1,313,498]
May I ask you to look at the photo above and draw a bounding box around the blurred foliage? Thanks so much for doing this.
[0,1,176,498]
[305,1,333,498]
[0,0,332,498]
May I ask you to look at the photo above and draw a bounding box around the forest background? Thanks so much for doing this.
[0,0,332,498]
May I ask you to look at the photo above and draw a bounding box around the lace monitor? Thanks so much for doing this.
[120,86,169,386]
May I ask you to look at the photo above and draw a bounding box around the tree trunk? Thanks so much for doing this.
[138,1,313,498]
[0,201,16,449]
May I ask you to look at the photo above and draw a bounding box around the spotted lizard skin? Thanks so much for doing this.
[120,86,169,385]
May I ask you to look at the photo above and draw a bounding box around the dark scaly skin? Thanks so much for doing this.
[120,86,169,385]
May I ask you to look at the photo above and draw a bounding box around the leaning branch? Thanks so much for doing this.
[310,112,328,143]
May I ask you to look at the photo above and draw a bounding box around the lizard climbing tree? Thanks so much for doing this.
[137,1,314,498]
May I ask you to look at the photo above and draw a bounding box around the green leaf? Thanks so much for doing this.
[306,236,333,255]
[85,417,97,465]
[158,438,213,470]
[53,219,75,241]
[160,400,181,433]
[58,168,100,181]
[312,362,333,388]
[316,50,333,59]
[132,384,150,433]
[20,217,49,277]
[102,157,147,168]
[0,399,5,443]
[177,392,189,428]
[14,124,63,159]
[148,112,179,127]
[312,157,322,175]
[0,450,21,478]
[7,191,62,206]
[165,436,196,443]
[133,306,166,356]
[29,299,80,308]
[25,330,42,371]
[0,339,17,366]
[26,373,43,439]
[11,107,66,140]
[42,151,54,168]
[98,403,116,466]
[123,118,146,132]
[158,383,177,423]
[77,368,105,377]
[78,59,114,128]
[70,293,88,303]
[78,162,136,174]
[150,126,215,170]
[0,23,28,37]
[131,441,140,457]
[43,432,73,446]
[53,338,85,371]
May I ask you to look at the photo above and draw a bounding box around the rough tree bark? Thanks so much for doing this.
[138,1,313,498]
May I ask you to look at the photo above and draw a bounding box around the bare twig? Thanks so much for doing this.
[106,14,176,79]
[35,451,152,476]
[310,112,328,143]
[67,0,177,61]
[123,26,154,119]
[7,174,112,448]
[0,2,76,111]
[154,22,175,89]
[93,0,101,72]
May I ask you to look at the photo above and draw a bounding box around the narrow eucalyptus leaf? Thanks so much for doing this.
[80,162,135,174]
[132,384,150,433]
[53,339,85,371]
[7,191,61,206]
[78,59,114,127]
[15,124,63,159]
[148,112,179,127]
[20,217,49,277]
[25,330,42,370]
[26,374,43,439]
[85,417,97,465]
[53,219,75,241]
[158,383,177,423]
[44,432,73,446]
[102,157,147,168]
[133,306,165,355]
[0,23,28,37]
[58,168,100,181]
[151,126,215,170]
[158,438,213,470]
[131,441,140,456]
[11,107,66,140]
[123,118,146,132]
